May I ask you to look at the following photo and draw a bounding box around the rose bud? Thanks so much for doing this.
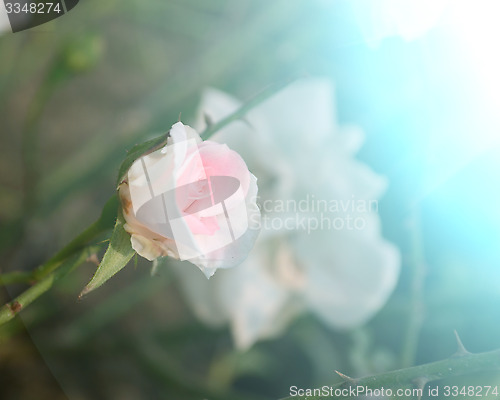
[118,121,261,278]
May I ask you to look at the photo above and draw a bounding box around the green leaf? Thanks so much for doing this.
[80,214,135,297]
[116,134,169,186]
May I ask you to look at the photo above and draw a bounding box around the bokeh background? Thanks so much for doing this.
[1,1,500,399]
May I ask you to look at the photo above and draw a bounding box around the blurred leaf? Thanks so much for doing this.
[61,34,104,74]
[80,213,135,297]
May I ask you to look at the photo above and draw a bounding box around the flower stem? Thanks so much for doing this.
[0,271,32,285]
[201,75,300,139]
[20,47,77,221]
[0,245,100,326]
[401,208,427,368]
[0,219,106,285]
[280,345,500,400]
[0,195,119,325]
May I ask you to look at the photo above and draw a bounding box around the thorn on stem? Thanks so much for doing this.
[203,113,213,128]
[335,370,357,384]
[240,117,254,130]
[413,376,429,400]
[8,301,22,315]
[453,330,470,356]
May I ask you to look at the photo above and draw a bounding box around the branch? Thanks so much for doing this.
[200,76,299,139]
[0,195,119,326]
[401,208,427,367]
[0,194,118,286]
[281,338,500,400]
[0,245,101,326]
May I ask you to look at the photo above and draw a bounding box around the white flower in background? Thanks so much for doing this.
[172,79,400,349]
[119,121,261,278]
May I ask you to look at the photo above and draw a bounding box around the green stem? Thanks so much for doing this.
[0,271,32,285]
[280,347,500,400]
[0,195,118,326]
[21,82,54,217]
[0,245,100,326]
[32,221,105,281]
[200,75,299,139]
[21,55,73,219]
[0,194,118,286]
[0,220,104,285]
[401,208,426,368]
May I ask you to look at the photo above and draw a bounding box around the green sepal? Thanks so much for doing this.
[116,134,169,186]
[79,212,135,297]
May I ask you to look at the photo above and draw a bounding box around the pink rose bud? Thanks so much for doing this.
[118,122,261,278]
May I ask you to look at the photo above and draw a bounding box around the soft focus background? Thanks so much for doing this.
[1,1,500,399]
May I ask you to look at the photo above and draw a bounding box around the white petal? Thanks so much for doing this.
[254,78,337,147]
[229,270,289,350]
[187,174,261,274]
[169,121,202,145]
[196,88,293,201]
[296,230,400,328]
[170,260,230,328]
[226,240,303,349]
[130,234,163,261]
